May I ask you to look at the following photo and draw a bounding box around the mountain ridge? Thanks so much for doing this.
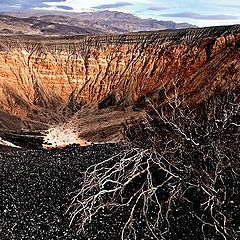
[0,10,197,36]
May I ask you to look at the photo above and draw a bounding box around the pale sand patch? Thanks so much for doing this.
[0,137,21,148]
[42,124,90,149]
[42,106,145,149]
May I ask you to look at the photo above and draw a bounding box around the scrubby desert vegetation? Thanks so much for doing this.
[69,89,239,239]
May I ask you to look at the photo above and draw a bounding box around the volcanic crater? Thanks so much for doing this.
[0,25,239,148]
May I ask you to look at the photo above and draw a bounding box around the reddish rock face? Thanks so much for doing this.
[0,25,239,122]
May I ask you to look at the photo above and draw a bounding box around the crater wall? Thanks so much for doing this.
[0,25,239,119]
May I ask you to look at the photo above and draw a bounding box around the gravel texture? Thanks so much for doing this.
[1,142,239,240]
[0,144,123,240]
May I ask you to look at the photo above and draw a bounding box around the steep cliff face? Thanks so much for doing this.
[0,25,239,135]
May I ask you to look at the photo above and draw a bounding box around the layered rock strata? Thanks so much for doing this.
[0,25,239,117]
[0,25,239,145]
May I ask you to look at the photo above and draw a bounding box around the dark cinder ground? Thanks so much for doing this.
[0,144,123,240]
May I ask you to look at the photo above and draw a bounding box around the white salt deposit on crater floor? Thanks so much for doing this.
[43,124,90,149]
[0,137,21,148]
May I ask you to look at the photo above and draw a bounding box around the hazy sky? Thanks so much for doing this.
[1,0,240,27]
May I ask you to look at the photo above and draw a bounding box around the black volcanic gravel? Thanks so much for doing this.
[0,144,124,240]
[1,142,240,240]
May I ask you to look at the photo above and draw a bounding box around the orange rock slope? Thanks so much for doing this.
[0,25,239,126]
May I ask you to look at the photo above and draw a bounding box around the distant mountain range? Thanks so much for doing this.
[0,10,197,36]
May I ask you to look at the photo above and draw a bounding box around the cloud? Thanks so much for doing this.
[221,4,240,8]
[161,12,238,20]
[56,5,73,10]
[147,6,168,11]
[0,0,67,11]
[93,2,133,9]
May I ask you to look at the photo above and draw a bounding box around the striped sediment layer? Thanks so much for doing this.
[0,25,239,146]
